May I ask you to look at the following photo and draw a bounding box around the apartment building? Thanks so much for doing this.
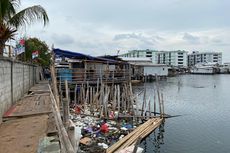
[188,51,222,67]
[157,50,188,67]
[119,49,188,67]
[119,49,158,64]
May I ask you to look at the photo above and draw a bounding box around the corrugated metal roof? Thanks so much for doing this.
[53,48,125,64]
[120,57,152,62]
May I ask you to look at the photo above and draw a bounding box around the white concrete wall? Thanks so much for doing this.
[0,58,42,123]
[144,66,168,76]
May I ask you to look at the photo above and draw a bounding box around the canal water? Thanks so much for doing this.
[133,74,230,153]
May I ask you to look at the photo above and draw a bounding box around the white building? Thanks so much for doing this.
[119,49,188,68]
[120,57,168,77]
[188,51,222,67]
[119,49,158,64]
[157,50,188,68]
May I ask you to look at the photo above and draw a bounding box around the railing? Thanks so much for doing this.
[55,68,131,83]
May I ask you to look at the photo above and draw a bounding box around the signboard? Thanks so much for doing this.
[14,38,25,55]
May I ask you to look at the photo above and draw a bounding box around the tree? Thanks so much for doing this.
[0,0,49,56]
[24,37,51,67]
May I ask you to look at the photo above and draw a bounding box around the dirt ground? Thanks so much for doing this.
[0,115,48,153]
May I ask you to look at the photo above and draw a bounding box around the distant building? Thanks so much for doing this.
[119,49,188,68]
[119,49,158,64]
[120,57,168,77]
[188,51,222,67]
[157,50,188,68]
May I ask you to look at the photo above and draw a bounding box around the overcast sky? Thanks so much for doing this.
[20,0,230,62]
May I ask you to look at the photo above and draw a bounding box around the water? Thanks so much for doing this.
[133,74,230,153]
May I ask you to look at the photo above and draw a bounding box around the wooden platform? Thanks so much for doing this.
[0,81,57,153]
[107,118,163,153]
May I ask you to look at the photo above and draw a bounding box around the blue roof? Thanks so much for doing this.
[53,48,95,60]
[53,48,124,64]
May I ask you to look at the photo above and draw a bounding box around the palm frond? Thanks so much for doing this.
[0,0,19,21]
[8,5,49,28]
[0,23,17,41]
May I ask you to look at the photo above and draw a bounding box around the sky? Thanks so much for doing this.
[19,0,230,62]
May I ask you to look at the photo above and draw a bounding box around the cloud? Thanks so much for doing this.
[183,33,200,44]
[51,33,75,46]
[113,33,143,41]
[113,33,157,48]
[19,0,230,62]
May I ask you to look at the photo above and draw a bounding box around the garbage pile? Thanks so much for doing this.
[72,113,136,153]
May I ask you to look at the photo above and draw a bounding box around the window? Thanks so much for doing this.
[146,51,152,54]
[178,59,183,61]
[178,56,184,58]
[146,55,152,57]
[178,62,183,64]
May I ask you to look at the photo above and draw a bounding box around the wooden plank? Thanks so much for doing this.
[49,85,75,153]
[107,119,154,153]
[107,118,163,153]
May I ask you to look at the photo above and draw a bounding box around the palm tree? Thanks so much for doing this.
[0,0,49,56]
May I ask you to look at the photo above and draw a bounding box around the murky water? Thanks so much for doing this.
[133,74,230,153]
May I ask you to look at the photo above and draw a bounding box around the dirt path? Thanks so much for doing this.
[0,115,48,153]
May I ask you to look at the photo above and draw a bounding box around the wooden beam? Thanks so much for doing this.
[49,85,75,153]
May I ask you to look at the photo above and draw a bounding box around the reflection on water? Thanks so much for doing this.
[140,122,165,153]
[134,75,230,153]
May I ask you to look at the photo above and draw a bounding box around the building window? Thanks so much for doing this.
[146,51,152,54]
[178,62,183,64]
[178,59,183,61]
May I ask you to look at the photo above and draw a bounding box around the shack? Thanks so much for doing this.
[120,57,168,80]
[53,48,131,84]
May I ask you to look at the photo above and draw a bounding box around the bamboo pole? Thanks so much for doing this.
[74,84,77,105]
[161,93,165,117]
[50,63,60,109]
[117,85,120,113]
[64,80,70,128]
[112,85,117,112]
[90,87,93,113]
[84,87,89,112]
[157,90,162,117]
[148,96,151,118]
[49,85,75,153]
[141,86,146,116]
[154,90,156,116]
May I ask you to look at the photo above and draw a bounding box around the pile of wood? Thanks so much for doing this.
[106,118,163,153]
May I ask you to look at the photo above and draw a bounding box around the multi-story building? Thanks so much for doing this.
[188,51,222,67]
[119,49,188,67]
[119,49,158,64]
[157,50,188,68]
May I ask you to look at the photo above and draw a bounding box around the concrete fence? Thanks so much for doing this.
[0,57,43,123]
